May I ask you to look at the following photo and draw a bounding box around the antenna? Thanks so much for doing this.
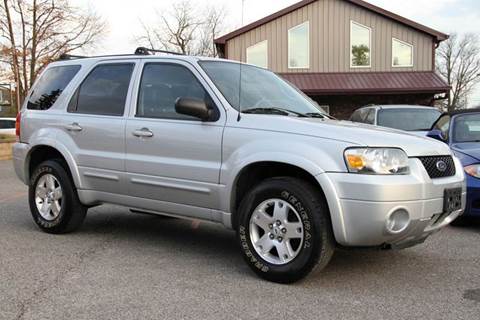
[237,0,246,121]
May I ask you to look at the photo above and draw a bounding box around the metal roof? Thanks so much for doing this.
[215,0,448,45]
[279,71,450,95]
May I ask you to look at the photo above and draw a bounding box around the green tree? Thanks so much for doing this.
[352,44,370,66]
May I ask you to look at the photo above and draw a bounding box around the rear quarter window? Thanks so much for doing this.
[27,65,81,110]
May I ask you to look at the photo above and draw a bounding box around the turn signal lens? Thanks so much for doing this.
[346,154,365,170]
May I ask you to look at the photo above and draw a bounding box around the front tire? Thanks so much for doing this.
[236,177,335,283]
[29,160,87,234]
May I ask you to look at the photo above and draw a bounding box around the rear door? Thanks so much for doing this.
[61,60,138,195]
[125,59,225,214]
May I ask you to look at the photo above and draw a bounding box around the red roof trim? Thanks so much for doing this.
[214,0,448,45]
[279,71,451,96]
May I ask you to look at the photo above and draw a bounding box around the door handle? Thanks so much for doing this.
[132,128,154,138]
[65,122,83,132]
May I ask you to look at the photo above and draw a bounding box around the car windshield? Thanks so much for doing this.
[452,113,480,143]
[377,108,441,131]
[199,61,326,116]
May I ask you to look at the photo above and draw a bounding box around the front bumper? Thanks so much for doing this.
[317,157,466,247]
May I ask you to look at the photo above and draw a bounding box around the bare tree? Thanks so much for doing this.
[197,6,226,57]
[437,33,480,111]
[0,0,106,109]
[138,1,226,57]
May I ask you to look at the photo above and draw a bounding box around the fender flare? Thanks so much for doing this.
[25,138,82,189]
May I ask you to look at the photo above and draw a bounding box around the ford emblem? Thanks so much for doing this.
[436,160,447,172]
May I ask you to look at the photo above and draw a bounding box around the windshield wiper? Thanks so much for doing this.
[243,107,300,116]
[302,112,326,119]
[243,107,327,119]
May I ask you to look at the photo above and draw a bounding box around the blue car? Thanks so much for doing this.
[428,109,480,221]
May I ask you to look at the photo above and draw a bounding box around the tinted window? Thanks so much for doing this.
[350,110,361,122]
[0,120,15,129]
[453,114,480,143]
[377,108,441,131]
[137,63,214,120]
[70,64,134,116]
[433,115,451,140]
[365,109,375,124]
[27,65,80,110]
[350,108,370,123]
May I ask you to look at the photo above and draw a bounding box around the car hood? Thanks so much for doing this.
[451,142,480,164]
[238,115,452,157]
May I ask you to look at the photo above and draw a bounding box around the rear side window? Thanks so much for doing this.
[0,120,15,129]
[27,65,81,110]
[69,63,134,116]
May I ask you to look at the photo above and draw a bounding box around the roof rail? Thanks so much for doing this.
[134,47,184,56]
[58,53,88,61]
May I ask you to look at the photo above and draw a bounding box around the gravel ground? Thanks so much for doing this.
[0,159,479,320]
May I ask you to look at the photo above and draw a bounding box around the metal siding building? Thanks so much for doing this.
[214,0,449,119]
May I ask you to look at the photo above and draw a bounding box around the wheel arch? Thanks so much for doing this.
[228,160,330,230]
[26,143,81,188]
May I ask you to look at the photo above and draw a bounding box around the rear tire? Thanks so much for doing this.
[29,160,87,234]
[236,177,335,283]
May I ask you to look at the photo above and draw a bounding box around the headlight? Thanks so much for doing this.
[344,148,409,175]
[465,164,480,178]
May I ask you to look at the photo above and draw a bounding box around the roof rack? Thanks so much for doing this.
[58,53,88,61]
[56,47,185,61]
[134,47,184,56]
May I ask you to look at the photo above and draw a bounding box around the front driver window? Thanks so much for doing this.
[137,63,215,121]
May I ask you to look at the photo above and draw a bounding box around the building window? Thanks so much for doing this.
[350,21,371,68]
[246,40,268,68]
[392,38,413,67]
[288,21,310,69]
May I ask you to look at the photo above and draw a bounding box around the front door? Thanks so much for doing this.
[125,60,225,216]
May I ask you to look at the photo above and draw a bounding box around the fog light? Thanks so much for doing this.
[386,209,410,234]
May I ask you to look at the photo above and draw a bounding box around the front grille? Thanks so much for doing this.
[418,156,456,179]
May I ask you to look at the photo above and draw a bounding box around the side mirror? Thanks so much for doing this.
[175,97,213,121]
[427,129,447,142]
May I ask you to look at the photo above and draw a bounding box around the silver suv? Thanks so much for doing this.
[13,49,465,283]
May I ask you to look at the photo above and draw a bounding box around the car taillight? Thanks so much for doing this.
[15,112,21,140]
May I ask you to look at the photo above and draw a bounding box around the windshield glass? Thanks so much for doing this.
[199,61,325,115]
[377,108,440,131]
[453,113,480,143]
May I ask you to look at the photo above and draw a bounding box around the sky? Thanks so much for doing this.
[74,0,480,106]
